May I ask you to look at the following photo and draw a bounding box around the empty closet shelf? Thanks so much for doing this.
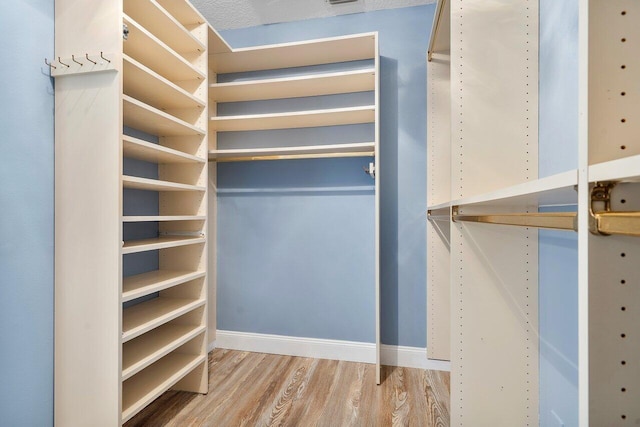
[589,154,640,183]
[124,15,205,82]
[210,106,375,132]
[124,56,205,111]
[124,0,205,55]
[122,176,206,192]
[209,69,376,102]
[122,297,205,343]
[122,324,205,381]
[122,353,205,423]
[123,135,205,164]
[209,142,375,162]
[122,236,205,254]
[209,32,377,73]
[123,270,206,302]
[123,96,205,137]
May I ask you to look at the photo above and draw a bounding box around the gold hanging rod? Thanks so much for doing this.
[210,151,374,162]
[452,206,577,231]
[591,211,640,237]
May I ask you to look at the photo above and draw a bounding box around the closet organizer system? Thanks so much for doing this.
[52,0,380,425]
[426,0,640,425]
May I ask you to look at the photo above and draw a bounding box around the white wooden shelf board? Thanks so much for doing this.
[122,324,205,381]
[210,32,377,73]
[124,56,205,111]
[429,0,451,56]
[122,270,206,303]
[124,0,205,55]
[122,297,205,343]
[156,0,207,29]
[124,15,205,83]
[210,106,375,132]
[207,25,233,55]
[451,169,578,208]
[122,236,205,255]
[123,135,204,164]
[122,175,206,192]
[122,353,206,423]
[122,216,206,223]
[209,142,375,160]
[209,69,376,102]
[589,154,640,183]
[427,201,452,211]
[123,96,205,137]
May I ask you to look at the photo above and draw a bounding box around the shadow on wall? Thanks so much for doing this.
[379,56,400,345]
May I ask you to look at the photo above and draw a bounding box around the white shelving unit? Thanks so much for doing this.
[54,0,209,425]
[208,30,382,383]
[427,0,640,425]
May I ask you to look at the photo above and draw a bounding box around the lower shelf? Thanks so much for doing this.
[122,324,205,381]
[122,236,206,254]
[122,270,206,302]
[122,297,205,343]
[122,353,206,423]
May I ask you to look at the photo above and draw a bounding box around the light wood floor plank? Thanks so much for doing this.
[124,348,450,427]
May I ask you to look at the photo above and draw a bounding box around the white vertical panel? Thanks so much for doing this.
[374,32,381,385]
[426,217,451,361]
[449,0,539,424]
[54,0,122,425]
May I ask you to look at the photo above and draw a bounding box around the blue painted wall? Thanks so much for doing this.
[0,0,54,425]
[215,5,433,346]
[538,0,580,425]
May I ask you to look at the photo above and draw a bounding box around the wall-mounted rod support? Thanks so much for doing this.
[452,206,577,231]
[589,181,640,236]
[427,209,450,222]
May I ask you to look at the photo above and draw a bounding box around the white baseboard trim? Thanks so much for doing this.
[208,330,450,372]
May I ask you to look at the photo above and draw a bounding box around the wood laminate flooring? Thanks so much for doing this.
[125,349,450,427]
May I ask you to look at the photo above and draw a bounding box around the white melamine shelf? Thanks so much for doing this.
[122,324,205,381]
[210,106,375,132]
[123,135,205,164]
[123,96,205,137]
[122,353,206,423]
[123,216,206,223]
[451,169,578,208]
[124,56,205,111]
[428,0,451,59]
[210,32,377,73]
[123,270,206,303]
[122,297,205,343]
[209,142,375,162]
[210,69,376,102]
[589,154,640,183]
[207,25,234,55]
[124,0,205,55]
[427,201,452,211]
[124,15,205,83]
[122,236,206,255]
[122,175,206,192]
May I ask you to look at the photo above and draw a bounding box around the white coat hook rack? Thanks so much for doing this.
[46,52,116,77]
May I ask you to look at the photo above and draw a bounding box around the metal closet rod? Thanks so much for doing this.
[210,151,375,162]
[427,206,640,237]
[427,0,448,62]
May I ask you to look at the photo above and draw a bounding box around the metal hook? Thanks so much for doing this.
[44,58,56,69]
[58,57,70,68]
[85,53,97,65]
[72,54,83,66]
[100,52,111,63]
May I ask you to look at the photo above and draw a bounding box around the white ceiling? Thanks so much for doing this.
[191,0,435,30]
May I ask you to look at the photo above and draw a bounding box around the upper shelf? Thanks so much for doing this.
[210,32,377,74]
[123,135,204,164]
[210,105,375,132]
[445,169,579,209]
[124,15,205,83]
[209,142,375,162]
[123,96,205,137]
[123,55,205,111]
[428,0,451,60]
[208,25,233,55]
[156,0,208,29]
[122,175,206,192]
[209,69,375,102]
[124,0,205,55]
[589,154,640,183]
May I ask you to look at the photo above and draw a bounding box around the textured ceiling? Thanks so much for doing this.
[191,0,435,30]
